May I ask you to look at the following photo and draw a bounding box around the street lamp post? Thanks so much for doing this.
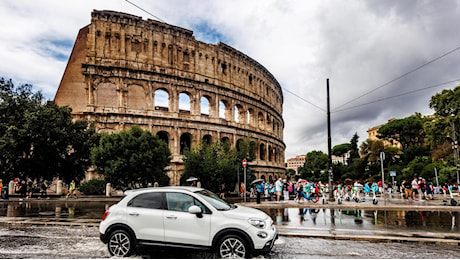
[450,116,459,184]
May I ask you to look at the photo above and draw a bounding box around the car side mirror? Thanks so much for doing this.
[188,205,203,218]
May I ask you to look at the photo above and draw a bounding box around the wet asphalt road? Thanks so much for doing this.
[1,225,460,259]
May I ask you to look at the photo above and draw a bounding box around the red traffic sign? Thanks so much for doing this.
[242,159,247,167]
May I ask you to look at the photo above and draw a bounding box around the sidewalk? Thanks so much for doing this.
[1,194,460,245]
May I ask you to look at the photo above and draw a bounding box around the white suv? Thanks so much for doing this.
[99,186,277,258]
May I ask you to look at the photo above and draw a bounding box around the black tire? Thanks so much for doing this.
[216,234,248,258]
[107,229,135,257]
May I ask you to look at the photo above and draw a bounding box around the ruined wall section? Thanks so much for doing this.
[55,10,285,183]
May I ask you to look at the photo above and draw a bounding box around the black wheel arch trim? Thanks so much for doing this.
[212,228,254,252]
[101,223,137,244]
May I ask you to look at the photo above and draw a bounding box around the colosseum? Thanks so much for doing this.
[54,10,285,185]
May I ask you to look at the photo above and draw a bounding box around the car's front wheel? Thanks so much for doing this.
[107,229,135,257]
[217,234,248,258]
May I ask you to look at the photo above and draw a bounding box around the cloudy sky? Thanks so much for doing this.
[1,0,460,160]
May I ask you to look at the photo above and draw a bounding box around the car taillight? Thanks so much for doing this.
[102,210,109,221]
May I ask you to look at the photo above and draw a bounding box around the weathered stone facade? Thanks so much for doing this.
[54,10,285,185]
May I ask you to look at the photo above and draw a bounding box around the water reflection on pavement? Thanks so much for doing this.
[1,225,460,259]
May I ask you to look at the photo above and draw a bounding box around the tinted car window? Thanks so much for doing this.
[166,192,210,214]
[127,192,163,209]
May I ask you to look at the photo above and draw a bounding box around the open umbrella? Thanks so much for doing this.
[251,179,264,185]
[186,177,198,182]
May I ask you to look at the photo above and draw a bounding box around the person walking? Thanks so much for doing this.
[283,180,290,202]
[275,178,283,202]
[66,180,78,199]
[256,182,264,204]
[411,177,418,200]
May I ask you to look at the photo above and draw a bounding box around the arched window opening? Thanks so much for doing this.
[202,135,212,145]
[236,139,243,152]
[268,145,273,162]
[179,92,191,113]
[219,100,227,119]
[258,112,264,130]
[234,105,239,123]
[246,109,252,125]
[259,143,266,161]
[154,89,169,111]
[156,131,169,146]
[200,96,210,116]
[180,133,191,155]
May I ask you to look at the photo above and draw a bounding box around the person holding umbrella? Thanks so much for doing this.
[251,179,264,204]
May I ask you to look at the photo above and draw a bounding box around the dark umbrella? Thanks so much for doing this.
[251,179,264,185]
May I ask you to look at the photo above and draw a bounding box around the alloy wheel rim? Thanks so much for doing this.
[220,237,246,258]
[109,232,131,256]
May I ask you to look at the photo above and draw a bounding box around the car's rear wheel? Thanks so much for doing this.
[107,229,135,257]
[217,234,248,258]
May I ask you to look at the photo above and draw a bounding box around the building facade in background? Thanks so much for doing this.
[54,10,285,185]
[286,154,306,174]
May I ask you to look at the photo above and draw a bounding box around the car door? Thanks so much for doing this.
[126,191,165,242]
[163,192,212,246]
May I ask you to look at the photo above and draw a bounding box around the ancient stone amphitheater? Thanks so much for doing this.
[54,10,285,185]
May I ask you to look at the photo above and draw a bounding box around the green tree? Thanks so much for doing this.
[300,150,328,181]
[332,143,351,164]
[348,133,360,164]
[377,114,425,150]
[0,78,97,182]
[91,126,171,190]
[181,141,255,193]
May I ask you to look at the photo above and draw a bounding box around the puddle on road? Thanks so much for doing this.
[1,200,459,233]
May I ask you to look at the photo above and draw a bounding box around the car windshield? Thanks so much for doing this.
[195,189,232,211]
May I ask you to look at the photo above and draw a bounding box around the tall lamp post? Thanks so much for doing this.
[327,79,334,201]
[450,115,459,184]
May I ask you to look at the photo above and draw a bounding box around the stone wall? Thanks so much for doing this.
[54,10,286,185]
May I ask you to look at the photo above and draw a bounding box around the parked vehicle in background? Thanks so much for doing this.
[99,186,277,258]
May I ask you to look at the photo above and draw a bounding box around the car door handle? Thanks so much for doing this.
[129,212,139,216]
[166,215,177,219]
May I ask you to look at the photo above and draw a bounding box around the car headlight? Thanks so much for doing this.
[248,218,266,229]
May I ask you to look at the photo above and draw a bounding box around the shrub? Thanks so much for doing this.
[79,179,106,195]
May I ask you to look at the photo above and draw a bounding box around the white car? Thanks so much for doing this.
[99,186,277,258]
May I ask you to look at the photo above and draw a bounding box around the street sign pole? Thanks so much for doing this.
[380,152,385,205]
[243,159,247,202]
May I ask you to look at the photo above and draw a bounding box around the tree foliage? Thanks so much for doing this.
[300,150,328,181]
[0,78,97,182]
[377,114,425,149]
[91,126,171,190]
[181,140,256,193]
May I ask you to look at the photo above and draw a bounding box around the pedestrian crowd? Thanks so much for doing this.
[250,175,458,204]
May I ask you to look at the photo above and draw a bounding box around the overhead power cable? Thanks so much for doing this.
[125,0,166,23]
[335,45,460,111]
[282,87,327,112]
[332,78,460,113]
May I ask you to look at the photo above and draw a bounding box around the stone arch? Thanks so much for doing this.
[180,133,192,155]
[200,95,211,116]
[95,82,117,110]
[246,108,253,125]
[258,112,265,130]
[234,104,244,124]
[268,145,273,162]
[202,134,212,145]
[127,84,146,110]
[259,143,266,161]
[221,136,230,145]
[179,92,191,113]
[219,100,229,120]
[156,130,169,145]
[236,138,244,152]
[154,88,169,111]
